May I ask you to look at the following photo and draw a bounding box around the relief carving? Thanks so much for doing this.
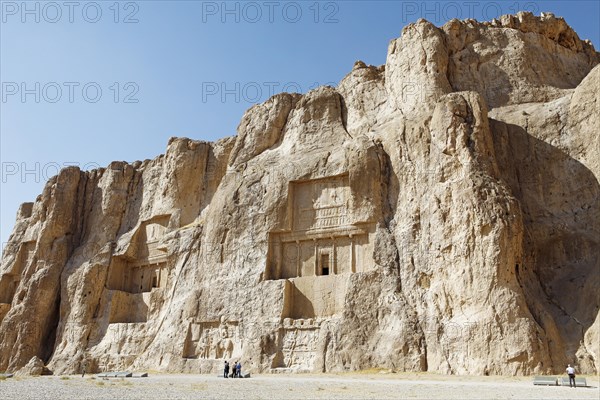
[294,175,350,232]
[273,318,321,370]
[266,174,374,280]
[183,318,240,359]
[107,216,171,294]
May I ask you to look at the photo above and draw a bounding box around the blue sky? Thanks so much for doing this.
[1,0,599,250]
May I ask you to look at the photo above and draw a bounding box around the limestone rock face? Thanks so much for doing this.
[338,61,386,136]
[1,13,598,376]
[444,12,599,107]
[229,93,301,166]
[385,19,452,118]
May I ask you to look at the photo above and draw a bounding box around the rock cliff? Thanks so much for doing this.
[1,12,598,376]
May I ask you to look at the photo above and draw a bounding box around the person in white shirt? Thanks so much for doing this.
[566,364,576,388]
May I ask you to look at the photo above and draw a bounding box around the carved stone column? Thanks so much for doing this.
[331,237,337,275]
[313,238,318,276]
[276,238,283,279]
[350,234,356,273]
[295,240,301,277]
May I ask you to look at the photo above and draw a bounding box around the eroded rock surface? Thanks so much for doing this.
[1,12,598,376]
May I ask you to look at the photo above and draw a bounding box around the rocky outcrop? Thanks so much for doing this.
[15,356,51,377]
[487,64,600,374]
[445,12,599,107]
[0,12,598,376]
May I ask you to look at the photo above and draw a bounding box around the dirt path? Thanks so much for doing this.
[1,373,598,399]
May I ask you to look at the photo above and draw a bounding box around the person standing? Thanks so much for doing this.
[566,364,576,388]
[236,361,242,378]
[232,362,238,378]
[224,361,230,378]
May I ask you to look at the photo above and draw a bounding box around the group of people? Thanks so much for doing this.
[223,360,242,378]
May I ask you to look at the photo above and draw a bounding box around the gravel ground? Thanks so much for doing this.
[1,373,598,399]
